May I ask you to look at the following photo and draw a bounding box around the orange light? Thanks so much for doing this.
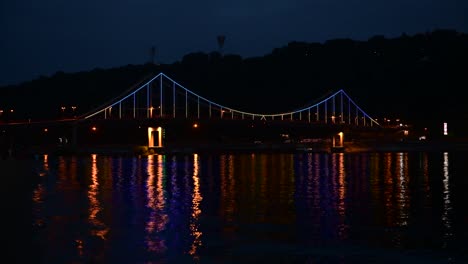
[91,126,97,131]
[193,123,198,128]
[43,128,48,132]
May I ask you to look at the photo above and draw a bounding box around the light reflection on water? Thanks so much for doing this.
[88,154,109,241]
[30,152,468,263]
[442,152,452,248]
[189,153,202,258]
[145,154,168,253]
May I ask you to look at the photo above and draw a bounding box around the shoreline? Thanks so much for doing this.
[10,139,468,157]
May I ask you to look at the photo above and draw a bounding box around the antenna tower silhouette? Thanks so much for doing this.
[217,35,226,56]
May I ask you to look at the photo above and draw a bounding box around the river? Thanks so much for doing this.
[2,151,468,263]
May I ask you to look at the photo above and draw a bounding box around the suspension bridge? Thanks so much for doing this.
[79,73,379,127]
[1,72,388,154]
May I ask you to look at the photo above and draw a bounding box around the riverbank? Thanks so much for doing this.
[10,139,468,157]
[4,138,468,159]
[345,140,468,153]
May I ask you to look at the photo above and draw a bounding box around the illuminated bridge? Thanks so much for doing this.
[1,72,385,152]
[80,73,379,127]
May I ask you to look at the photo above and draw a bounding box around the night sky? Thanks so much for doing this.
[1,0,467,87]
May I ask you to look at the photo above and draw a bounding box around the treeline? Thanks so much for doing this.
[1,29,467,128]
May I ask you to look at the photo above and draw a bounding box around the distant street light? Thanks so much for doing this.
[71,106,77,118]
[149,106,154,118]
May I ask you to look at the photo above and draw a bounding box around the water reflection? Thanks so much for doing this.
[114,156,123,192]
[421,152,430,195]
[442,152,452,247]
[396,152,410,227]
[88,154,109,241]
[145,154,168,253]
[220,154,236,226]
[295,153,350,244]
[189,153,203,258]
[32,154,48,229]
[29,152,466,263]
[128,157,139,232]
[376,152,410,247]
[42,154,49,175]
[382,153,395,228]
[334,153,347,239]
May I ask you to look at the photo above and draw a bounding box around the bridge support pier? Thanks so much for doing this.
[331,131,344,152]
[148,127,163,148]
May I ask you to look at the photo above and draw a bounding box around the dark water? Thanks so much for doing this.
[3,151,468,263]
